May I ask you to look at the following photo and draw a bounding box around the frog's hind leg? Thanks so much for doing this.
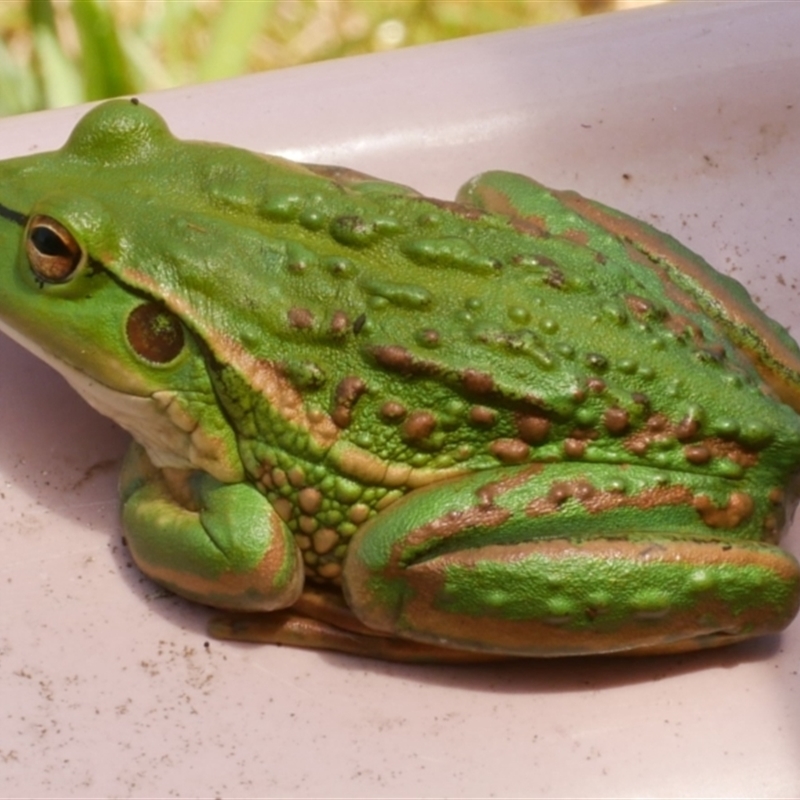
[341,463,800,657]
[209,586,507,663]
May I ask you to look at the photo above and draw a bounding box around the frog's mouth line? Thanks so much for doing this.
[0,202,26,227]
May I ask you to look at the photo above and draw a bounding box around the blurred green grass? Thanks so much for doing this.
[0,0,656,117]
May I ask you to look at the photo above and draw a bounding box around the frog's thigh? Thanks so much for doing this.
[120,442,303,611]
[456,170,564,221]
[343,464,800,656]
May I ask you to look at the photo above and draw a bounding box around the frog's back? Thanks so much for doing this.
[133,152,800,493]
[18,100,800,489]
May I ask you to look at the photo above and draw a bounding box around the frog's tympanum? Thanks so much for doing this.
[1,99,799,661]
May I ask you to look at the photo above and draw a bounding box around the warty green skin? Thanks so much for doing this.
[0,98,799,660]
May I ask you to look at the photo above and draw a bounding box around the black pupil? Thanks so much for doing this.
[31,226,71,257]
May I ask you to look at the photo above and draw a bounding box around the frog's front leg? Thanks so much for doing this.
[120,442,304,611]
[343,463,800,656]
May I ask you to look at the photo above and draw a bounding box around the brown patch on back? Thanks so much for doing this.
[526,479,695,518]
[624,412,758,467]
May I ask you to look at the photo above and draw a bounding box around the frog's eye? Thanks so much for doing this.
[25,215,84,283]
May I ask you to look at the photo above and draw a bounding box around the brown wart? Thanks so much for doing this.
[563,438,588,459]
[368,345,440,378]
[703,439,758,469]
[469,406,498,428]
[586,377,607,394]
[287,307,315,330]
[624,413,675,457]
[769,487,785,505]
[461,368,496,396]
[603,407,630,435]
[328,310,350,338]
[683,444,712,465]
[693,492,754,528]
[348,503,372,525]
[379,400,408,423]
[332,376,368,429]
[271,496,293,522]
[489,438,530,464]
[515,412,551,444]
[315,559,343,581]
[297,486,323,516]
[625,293,665,322]
[402,410,438,443]
[675,412,702,441]
[311,527,339,555]
[286,466,305,487]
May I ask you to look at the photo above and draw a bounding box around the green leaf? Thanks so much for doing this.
[198,0,276,82]
[29,0,82,108]
[70,0,137,100]
[0,38,39,114]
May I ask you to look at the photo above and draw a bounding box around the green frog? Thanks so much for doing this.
[1,98,799,662]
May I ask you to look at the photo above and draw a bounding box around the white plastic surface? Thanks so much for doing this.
[1,1,799,797]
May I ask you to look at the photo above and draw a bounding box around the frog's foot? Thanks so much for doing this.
[209,586,507,663]
[120,442,303,611]
[342,463,800,657]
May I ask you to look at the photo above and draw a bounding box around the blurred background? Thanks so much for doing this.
[0,0,665,117]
